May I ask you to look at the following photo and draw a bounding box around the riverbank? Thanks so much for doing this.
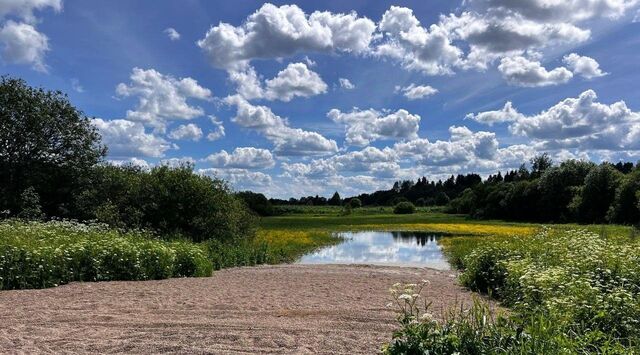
[0,264,477,354]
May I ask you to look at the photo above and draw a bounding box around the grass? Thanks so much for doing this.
[0,220,211,290]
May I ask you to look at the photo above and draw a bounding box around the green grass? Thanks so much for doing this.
[0,220,212,290]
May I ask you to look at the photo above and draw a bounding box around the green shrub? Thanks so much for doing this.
[393,201,416,214]
[0,220,212,290]
[74,165,256,242]
[349,198,362,208]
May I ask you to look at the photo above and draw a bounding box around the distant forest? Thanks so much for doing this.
[258,155,640,225]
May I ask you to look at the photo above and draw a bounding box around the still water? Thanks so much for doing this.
[297,231,450,270]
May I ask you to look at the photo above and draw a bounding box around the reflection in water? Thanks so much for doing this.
[297,231,450,270]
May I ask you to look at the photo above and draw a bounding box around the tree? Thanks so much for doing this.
[607,169,640,224]
[328,191,342,206]
[0,76,106,217]
[572,164,622,223]
[236,191,274,216]
[530,153,553,178]
[349,198,362,208]
[17,187,43,220]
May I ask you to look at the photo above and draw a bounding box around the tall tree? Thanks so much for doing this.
[328,191,341,206]
[0,76,106,216]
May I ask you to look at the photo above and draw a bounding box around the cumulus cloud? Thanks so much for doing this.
[115,68,212,132]
[92,118,174,158]
[328,107,421,146]
[197,3,375,70]
[199,168,272,188]
[0,21,49,71]
[338,78,355,89]
[375,6,462,75]
[498,56,573,87]
[396,84,438,100]
[395,126,499,166]
[225,95,338,156]
[229,62,327,101]
[466,101,523,125]
[207,116,225,141]
[264,62,327,101]
[471,90,640,151]
[562,53,607,79]
[204,147,275,169]
[106,157,152,170]
[168,123,203,141]
[0,0,60,71]
[164,27,180,41]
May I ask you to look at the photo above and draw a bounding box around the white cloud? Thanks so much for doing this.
[197,3,375,70]
[466,101,523,125]
[93,118,175,158]
[205,147,275,169]
[168,123,203,141]
[338,78,355,89]
[471,90,640,151]
[115,68,212,132]
[396,83,438,100]
[0,21,48,71]
[328,108,421,146]
[264,62,327,101]
[229,62,327,101]
[394,126,499,166]
[498,56,573,87]
[207,116,225,141]
[375,6,462,75]
[199,168,272,188]
[0,0,62,23]
[164,27,180,41]
[225,95,338,156]
[562,53,607,79]
[106,157,151,170]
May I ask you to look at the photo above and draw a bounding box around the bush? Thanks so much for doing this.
[349,198,362,208]
[0,220,212,290]
[236,191,274,216]
[393,201,416,214]
[74,165,256,242]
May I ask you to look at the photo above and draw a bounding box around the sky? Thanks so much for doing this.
[2,0,640,198]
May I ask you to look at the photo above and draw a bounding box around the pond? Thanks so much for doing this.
[297,231,450,270]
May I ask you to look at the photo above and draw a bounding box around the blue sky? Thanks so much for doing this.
[2,0,640,198]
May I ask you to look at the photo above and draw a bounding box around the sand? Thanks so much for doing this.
[0,264,479,354]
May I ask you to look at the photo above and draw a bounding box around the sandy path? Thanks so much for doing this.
[0,264,478,354]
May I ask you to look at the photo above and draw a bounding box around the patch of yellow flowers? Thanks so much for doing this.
[356,223,537,237]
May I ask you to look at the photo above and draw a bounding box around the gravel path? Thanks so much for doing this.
[0,264,479,354]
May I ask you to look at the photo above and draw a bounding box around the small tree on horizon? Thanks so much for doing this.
[328,191,342,206]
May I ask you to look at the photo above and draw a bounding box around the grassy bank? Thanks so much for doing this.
[0,220,211,290]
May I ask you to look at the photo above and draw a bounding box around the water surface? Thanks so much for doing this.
[297,231,450,269]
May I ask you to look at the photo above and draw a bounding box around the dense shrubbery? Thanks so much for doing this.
[393,201,416,214]
[236,191,275,216]
[0,220,212,290]
[387,227,640,353]
[74,164,256,242]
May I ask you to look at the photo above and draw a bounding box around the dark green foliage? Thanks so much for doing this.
[75,165,256,242]
[435,192,450,206]
[236,191,274,216]
[394,201,416,214]
[17,187,43,220]
[0,76,106,217]
[607,170,640,224]
[571,164,623,223]
[349,197,362,208]
[328,191,342,206]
